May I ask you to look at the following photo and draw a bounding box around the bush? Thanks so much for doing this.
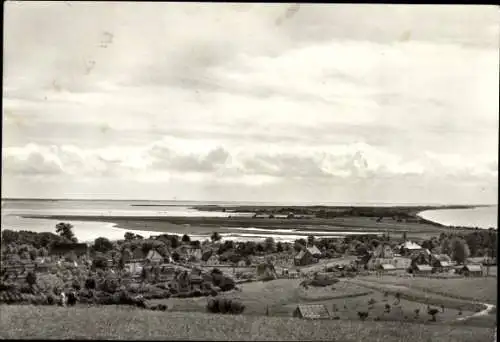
[358,311,369,321]
[368,298,376,305]
[47,295,55,305]
[206,297,245,315]
[85,278,96,290]
[72,280,82,291]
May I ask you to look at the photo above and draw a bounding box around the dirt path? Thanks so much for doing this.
[456,303,495,322]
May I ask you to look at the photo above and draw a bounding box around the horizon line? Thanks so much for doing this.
[1,197,495,207]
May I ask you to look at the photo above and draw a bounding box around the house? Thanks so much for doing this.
[306,245,322,257]
[397,241,423,257]
[373,243,394,259]
[461,264,483,277]
[412,264,433,275]
[430,254,452,273]
[206,254,219,266]
[379,264,396,273]
[293,304,330,319]
[186,247,202,261]
[49,243,88,258]
[170,270,191,293]
[125,261,143,275]
[146,250,163,264]
[294,249,315,266]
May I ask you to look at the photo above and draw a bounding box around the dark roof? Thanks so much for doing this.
[295,304,330,319]
[49,243,88,255]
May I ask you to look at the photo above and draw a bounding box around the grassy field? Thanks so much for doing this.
[357,275,497,304]
[148,278,486,326]
[0,305,495,341]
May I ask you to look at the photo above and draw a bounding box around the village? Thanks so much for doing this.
[0,222,496,322]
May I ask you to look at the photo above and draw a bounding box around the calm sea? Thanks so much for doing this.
[418,206,497,230]
[1,199,496,242]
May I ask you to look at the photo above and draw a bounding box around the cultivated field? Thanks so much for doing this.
[356,275,497,304]
[0,305,495,341]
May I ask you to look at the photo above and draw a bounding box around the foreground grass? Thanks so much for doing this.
[0,305,495,341]
[358,276,497,304]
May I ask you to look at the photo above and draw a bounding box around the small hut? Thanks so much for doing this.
[412,264,433,275]
[294,249,315,266]
[293,304,330,319]
[379,264,396,274]
[461,264,483,277]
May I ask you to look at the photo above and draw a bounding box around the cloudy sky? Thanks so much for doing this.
[2,3,499,204]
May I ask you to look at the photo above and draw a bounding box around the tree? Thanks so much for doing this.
[190,240,201,248]
[450,238,470,265]
[55,222,77,243]
[172,251,180,262]
[276,242,284,253]
[171,236,180,249]
[264,237,276,253]
[440,238,451,256]
[181,234,191,243]
[124,232,135,241]
[211,232,222,242]
[26,271,37,288]
[134,234,143,240]
[93,237,113,253]
[307,235,316,247]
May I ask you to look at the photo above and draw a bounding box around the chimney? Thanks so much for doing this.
[402,231,407,243]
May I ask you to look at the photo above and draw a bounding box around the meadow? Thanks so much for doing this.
[356,275,497,304]
[0,305,495,341]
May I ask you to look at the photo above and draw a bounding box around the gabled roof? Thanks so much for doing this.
[380,264,396,270]
[464,264,482,272]
[295,250,307,260]
[401,241,422,250]
[415,264,432,271]
[146,249,163,261]
[306,245,321,255]
[295,304,330,319]
[437,261,451,267]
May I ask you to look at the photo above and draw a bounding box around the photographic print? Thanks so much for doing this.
[1,2,498,341]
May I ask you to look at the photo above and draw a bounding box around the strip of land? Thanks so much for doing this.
[23,211,476,240]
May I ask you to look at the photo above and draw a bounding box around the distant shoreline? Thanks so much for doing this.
[19,212,475,242]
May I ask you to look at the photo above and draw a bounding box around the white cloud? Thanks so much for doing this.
[2,3,498,203]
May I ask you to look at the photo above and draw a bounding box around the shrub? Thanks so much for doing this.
[47,295,55,305]
[428,308,439,322]
[206,297,244,315]
[85,277,96,290]
[67,291,77,306]
[358,311,369,321]
[207,299,218,313]
[26,271,37,287]
[368,298,376,305]
[71,281,81,291]
[384,304,391,313]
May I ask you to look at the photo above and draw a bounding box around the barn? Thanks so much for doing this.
[293,304,330,319]
[412,264,433,275]
[461,264,483,277]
